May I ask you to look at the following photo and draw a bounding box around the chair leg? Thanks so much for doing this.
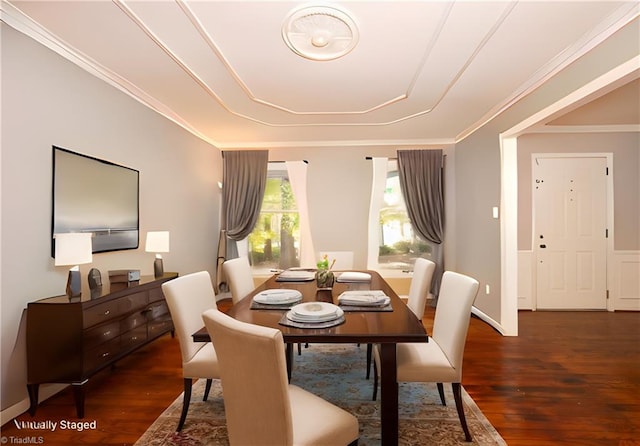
[298,343,302,355]
[372,360,378,401]
[437,382,446,406]
[285,343,293,382]
[452,383,472,442]
[177,378,192,432]
[365,343,373,379]
[203,378,213,401]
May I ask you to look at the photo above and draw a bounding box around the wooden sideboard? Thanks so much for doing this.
[26,272,178,418]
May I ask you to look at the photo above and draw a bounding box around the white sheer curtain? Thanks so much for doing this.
[286,161,316,268]
[367,157,388,269]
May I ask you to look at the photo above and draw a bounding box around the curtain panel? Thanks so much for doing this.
[397,149,445,296]
[286,161,316,269]
[216,150,268,292]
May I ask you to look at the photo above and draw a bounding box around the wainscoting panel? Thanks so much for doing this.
[519,250,639,311]
[611,251,640,311]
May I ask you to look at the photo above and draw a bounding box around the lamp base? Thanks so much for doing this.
[153,258,164,278]
[66,270,82,297]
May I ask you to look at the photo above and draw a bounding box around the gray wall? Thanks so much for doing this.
[452,18,639,323]
[1,24,222,415]
[267,145,457,273]
[452,128,503,319]
[2,6,638,421]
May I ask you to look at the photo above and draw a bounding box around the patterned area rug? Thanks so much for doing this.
[135,344,506,445]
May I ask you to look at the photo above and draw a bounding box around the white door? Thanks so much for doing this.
[533,156,608,309]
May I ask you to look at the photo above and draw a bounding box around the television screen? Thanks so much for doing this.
[52,146,139,254]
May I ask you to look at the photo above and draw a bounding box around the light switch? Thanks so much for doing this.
[492,206,499,219]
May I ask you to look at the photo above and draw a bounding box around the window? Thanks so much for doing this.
[248,163,300,270]
[370,159,431,271]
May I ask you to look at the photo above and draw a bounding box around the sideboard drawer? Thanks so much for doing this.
[148,287,164,303]
[84,321,120,350]
[147,301,170,320]
[84,302,121,329]
[148,316,172,339]
[84,338,120,373]
[120,311,147,333]
[118,291,148,314]
[120,326,147,352]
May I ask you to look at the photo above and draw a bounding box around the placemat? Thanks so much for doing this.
[278,313,346,329]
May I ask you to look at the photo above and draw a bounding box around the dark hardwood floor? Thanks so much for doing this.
[2,302,638,445]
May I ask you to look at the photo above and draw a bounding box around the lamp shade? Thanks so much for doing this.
[145,231,170,253]
[54,233,93,266]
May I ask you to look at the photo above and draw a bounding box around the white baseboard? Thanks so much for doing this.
[471,306,511,336]
[1,400,29,427]
[0,383,67,427]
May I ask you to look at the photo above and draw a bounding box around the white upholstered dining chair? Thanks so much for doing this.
[222,256,255,304]
[366,258,436,379]
[372,270,479,442]
[202,308,360,446]
[162,271,220,431]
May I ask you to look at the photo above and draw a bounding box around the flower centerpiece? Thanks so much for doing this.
[315,254,335,289]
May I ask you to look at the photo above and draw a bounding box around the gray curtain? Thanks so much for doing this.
[397,149,445,297]
[216,150,268,292]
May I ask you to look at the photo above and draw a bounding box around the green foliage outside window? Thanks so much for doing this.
[378,166,431,269]
[248,175,300,269]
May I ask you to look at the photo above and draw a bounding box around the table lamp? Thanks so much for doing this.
[54,233,93,298]
[145,231,170,278]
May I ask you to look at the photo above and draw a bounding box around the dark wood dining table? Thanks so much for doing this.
[192,270,427,446]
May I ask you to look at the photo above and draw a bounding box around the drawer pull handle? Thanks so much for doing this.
[103,330,111,337]
[104,310,110,315]
[131,336,138,341]
[102,352,110,358]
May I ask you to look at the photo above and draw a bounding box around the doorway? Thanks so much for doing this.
[533,154,610,309]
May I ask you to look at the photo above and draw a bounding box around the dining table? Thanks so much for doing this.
[192,269,428,446]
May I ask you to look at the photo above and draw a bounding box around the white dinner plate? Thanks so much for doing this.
[287,302,343,323]
[276,270,316,282]
[253,289,302,305]
[337,290,389,306]
[336,272,372,282]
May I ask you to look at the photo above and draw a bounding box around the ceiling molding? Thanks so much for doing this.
[217,138,457,150]
[501,55,640,138]
[5,0,637,149]
[1,0,219,146]
[456,3,639,143]
[534,124,640,134]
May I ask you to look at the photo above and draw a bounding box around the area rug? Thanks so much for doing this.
[135,344,506,445]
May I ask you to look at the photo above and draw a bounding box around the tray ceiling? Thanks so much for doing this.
[4,1,639,148]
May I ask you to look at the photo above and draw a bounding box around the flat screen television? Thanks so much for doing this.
[52,146,139,255]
